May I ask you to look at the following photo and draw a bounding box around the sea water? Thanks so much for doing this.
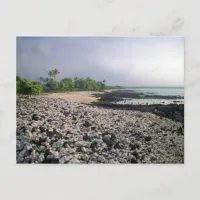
[122,87,184,97]
[116,87,184,105]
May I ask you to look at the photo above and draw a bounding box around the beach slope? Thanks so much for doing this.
[16,95,184,164]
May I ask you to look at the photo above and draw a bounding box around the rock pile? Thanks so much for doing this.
[16,95,184,164]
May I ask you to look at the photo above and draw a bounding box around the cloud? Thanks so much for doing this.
[17,37,184,87]
[17,38,50,56]
[39,44,50,55]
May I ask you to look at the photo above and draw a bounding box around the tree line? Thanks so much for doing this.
[17,69,124,95]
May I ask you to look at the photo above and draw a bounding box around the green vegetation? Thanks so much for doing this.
[17,76,43,95]
[16,68,124,95]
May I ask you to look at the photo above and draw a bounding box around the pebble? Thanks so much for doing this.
[59,156,70,164]
[103,135,111,143]
[16,95,184,164]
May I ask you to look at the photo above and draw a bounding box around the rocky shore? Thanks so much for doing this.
[16,95,184,164]
[92,102,184,123]
[93,89,184,123]
[94,90,184,101]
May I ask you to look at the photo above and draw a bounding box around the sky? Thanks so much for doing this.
[17,37,184,87]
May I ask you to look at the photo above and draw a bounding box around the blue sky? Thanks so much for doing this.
[17,37,184,86]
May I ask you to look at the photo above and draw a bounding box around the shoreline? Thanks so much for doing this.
[40,90,184,123]
[41,89,184,105]
[16,95,184,164]
[42,90,116,104]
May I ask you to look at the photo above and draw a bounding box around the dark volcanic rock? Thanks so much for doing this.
[32,114,40,121]
[144,136,152,142]
[84,120,92,127]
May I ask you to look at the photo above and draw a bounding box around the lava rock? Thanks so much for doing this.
[32,114,40,121]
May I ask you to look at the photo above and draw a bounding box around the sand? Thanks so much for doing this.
[42,90,184,105]
[43,91,104,104]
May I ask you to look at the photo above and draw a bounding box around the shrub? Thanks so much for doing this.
[31,82,43,95]
[16,76,43,95]
[59,78,74,91]
[45,80,59,92]
[17,78,32,94]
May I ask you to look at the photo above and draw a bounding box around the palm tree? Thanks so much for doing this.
[52,69,60,80]
[38,77,45,83]
[74,77,78,82]
[44,78,50,83]
[48,70,54,80]
[102,80,107,90]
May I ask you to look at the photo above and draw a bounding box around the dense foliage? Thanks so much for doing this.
[17,76,43,95]
[17,69,124,94]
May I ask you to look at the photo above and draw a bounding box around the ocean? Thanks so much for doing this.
[122,87,184,97]
[116,87,184,105]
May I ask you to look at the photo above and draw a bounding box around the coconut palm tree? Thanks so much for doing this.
[52,69,60,80]
[102,80,107,89]
[48,70,54,80]
[38,77,45,83]
[74,77,78,81]
[44,78,50,83]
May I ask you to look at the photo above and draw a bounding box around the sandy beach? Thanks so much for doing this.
[43,90,115,104]
[43,90,184,105]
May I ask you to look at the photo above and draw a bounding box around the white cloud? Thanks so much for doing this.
[87,37,184,86]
